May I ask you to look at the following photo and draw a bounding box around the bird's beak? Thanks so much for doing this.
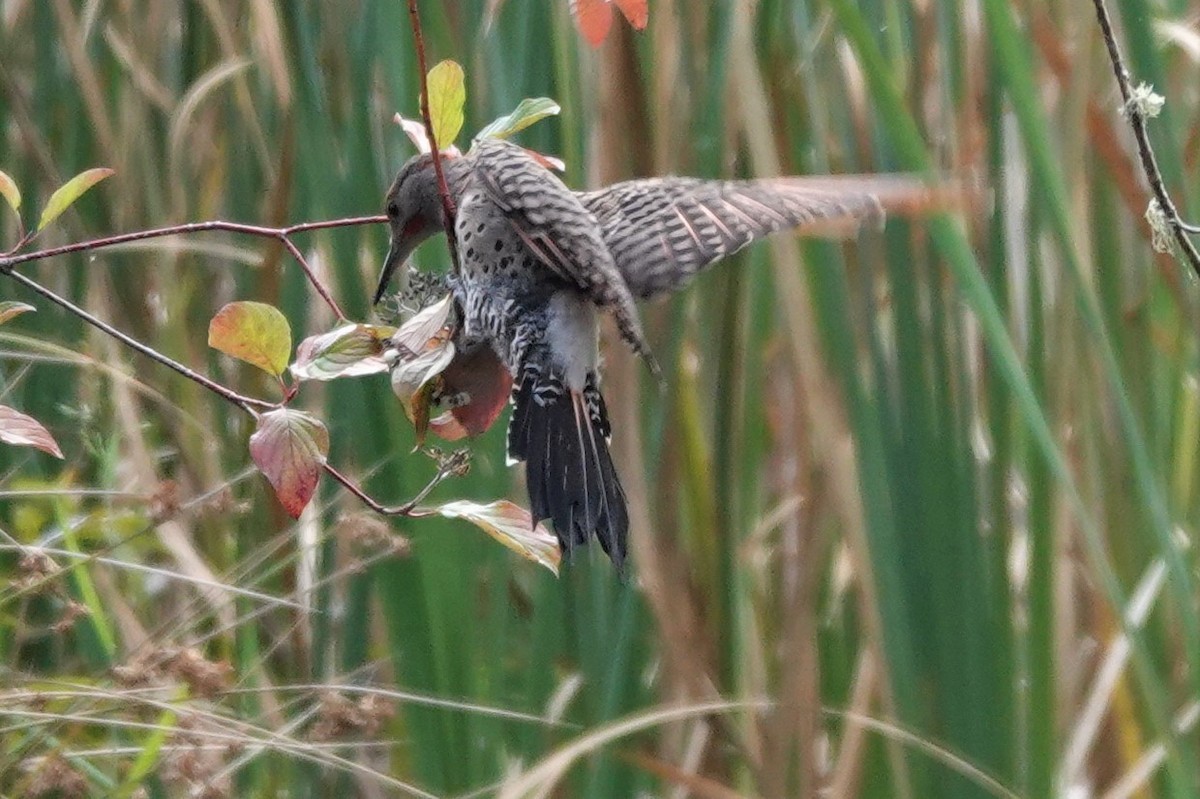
[373,232,413,305]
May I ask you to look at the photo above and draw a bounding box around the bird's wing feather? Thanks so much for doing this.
[470,138,655,365]
[581,175,936,300]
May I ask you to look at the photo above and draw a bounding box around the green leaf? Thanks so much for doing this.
[476,97,562,140]
[0,169,20,213]
[248,409,329,518]
[36,167,114,232]
[0,301,35,326]
[0,404,64,458]
[426,60,466,149]
[290,323,396,381]
[417,500,560,574]
[208,301,292,376]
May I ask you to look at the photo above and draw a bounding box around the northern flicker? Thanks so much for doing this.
[378,137,935,570]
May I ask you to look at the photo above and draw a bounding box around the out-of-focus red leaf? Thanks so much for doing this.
[613,0,648,28]
[290,323,395,381]
[413,499,560,573]
[572,0,613,47]
[208,301,292,376]
[0,404,63,458]
[248,409,329,518]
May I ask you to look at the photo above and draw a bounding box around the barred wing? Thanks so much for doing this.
[470,137,653,363]
[581,176,939,300]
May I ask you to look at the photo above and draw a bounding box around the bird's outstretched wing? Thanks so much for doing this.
[469,138,655,368]
[580,175,941,300]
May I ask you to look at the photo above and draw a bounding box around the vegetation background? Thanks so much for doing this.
[1,0,1198,797]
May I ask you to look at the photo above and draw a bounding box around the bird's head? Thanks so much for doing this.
[374,153,450,305]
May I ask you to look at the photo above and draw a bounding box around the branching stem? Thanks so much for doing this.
[0,212,427,518]
[324,461,447,516]
[1091,0,1200,275]
[3,268,272,414]
[0,216,385,320]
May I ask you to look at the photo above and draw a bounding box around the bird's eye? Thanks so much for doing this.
[386,201,399,219]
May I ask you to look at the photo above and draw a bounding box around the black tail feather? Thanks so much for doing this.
[507,364,628,570]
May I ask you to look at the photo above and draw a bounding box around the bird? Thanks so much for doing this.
[377,136,940,571]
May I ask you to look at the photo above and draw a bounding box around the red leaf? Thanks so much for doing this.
[0,404,63,458]
[572,0,613,47]
[440,346,512,438]
[612,0,648,29]
[248,409,329,518]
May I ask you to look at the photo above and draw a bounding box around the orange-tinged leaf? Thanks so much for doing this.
[208,301,292,376]
[392,341,456,443]
[0,302,35,326]
[572,0,613,47]
[426,60,466,150]
[406,379,443,446]
[0,169,20,213]
[0,404,64,458]
[390,294,454,356]
[291,323,395,381]
[420,500,560,573]
[248,409,329,518]
[386,294,460,444]
[36,167,114,232]
[390,333,455,400]
[612,0,647,28]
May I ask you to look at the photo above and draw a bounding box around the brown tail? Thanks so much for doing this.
[507,363,628,571]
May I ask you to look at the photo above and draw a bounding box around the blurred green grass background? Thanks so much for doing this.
[2,0,1199,797]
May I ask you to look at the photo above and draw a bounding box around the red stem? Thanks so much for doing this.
[323,462,433,516]
[0,212,425,518]
[407,0,461,273]
[3,268,272,414]
[0,216,387,321]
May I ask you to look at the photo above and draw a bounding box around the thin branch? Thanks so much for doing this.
[1,229,429,520]
[1091,0,1200,275]
[0,216,387,320]
[407,0,462,274]
[3,268,271,414]
[323,460,451,516]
